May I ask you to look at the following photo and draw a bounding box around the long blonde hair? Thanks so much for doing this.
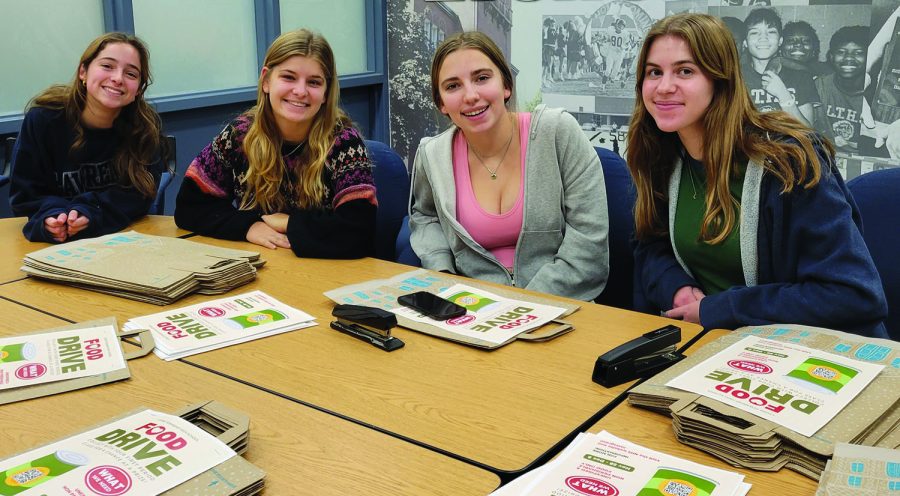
[627,13,832,243]
[29,32,161,198]
[241,29,350,212]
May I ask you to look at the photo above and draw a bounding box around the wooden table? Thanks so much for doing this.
[128,214,191,238]
[0,217,43,284]
[0,301,499,495]
[0,228,704,475]
[0,217,707,477]
[186,274,701,474]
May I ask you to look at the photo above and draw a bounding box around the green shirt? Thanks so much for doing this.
[673,154,746,295]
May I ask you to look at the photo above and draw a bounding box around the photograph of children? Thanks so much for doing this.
[743,8,822,125]
[815,26,868,154]
[711,4,872,137]
[861,0,900,159]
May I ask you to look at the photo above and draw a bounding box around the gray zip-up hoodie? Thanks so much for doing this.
[409,105,609,301]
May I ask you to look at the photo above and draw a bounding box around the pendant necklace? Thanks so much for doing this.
[687,163,699,200]
[283,141,305,195]
[284,140,306,157]
[470,117,514,180]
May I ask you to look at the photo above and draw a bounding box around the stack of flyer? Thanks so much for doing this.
[125,291,316,360]
[816,443,900,495]
[0,406,265,495]
[628,324,900,479]
[490,431,750,496]
[22,231,264,305]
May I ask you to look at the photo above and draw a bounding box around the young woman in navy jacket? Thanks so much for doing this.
[628,14,888,338]
[10,32,164,243]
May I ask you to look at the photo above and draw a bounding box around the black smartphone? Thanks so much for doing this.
[397,291,467,320]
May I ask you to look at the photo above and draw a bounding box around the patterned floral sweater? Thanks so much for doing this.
[174,114,377,259]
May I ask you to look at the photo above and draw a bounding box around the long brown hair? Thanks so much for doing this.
[241,29,350,212]
[29,32,161,198]
[627,13,832,243]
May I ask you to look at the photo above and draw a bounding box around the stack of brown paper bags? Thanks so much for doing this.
[164,400,265,495]
[21,231,264,305]
[628,324,900,480]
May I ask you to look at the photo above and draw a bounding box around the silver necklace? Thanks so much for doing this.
[686,164,699,200]
[284,140,306,157]
[469,118,515,180]
[282,141,305,196]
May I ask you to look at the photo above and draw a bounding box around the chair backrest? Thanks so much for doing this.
[150,135,177,215]
[593,146,636,310]
[366,139,411,261]
[0,136,15,188]
[395,214,421,266]
[847,168,900,340]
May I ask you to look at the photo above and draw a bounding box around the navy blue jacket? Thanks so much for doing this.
[9,107,162,242]
[634,146,888,339]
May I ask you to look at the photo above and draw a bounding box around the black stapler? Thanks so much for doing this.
[331,304,405,352]
[592,325,685,387]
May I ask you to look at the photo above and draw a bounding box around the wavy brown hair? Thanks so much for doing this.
[29,32,161,198]
[241,29,350,212]
[627,13,832,244]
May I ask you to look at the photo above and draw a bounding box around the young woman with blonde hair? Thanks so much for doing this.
[410,31,609,300]
[10,32,164,243]
[175,29,376,258]
[629,13,887,337]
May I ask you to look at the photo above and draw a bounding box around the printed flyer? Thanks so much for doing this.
[125,291,316,360]
[391,283,567,345]
[0,409,234,495]
[666,336,884,437]
[490,431,749,496]
[0,325,126,390]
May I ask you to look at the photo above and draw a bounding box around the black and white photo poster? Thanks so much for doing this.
[388,0,898,176]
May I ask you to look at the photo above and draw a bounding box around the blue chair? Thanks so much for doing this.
[395,214,421,266]
[366,140,411,262]
[149,135,177,215]
[593,146,636,310]
[847,168,900,340]
[1,136,15,188]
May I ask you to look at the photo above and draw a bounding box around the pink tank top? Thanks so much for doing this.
[454,113,530,268]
